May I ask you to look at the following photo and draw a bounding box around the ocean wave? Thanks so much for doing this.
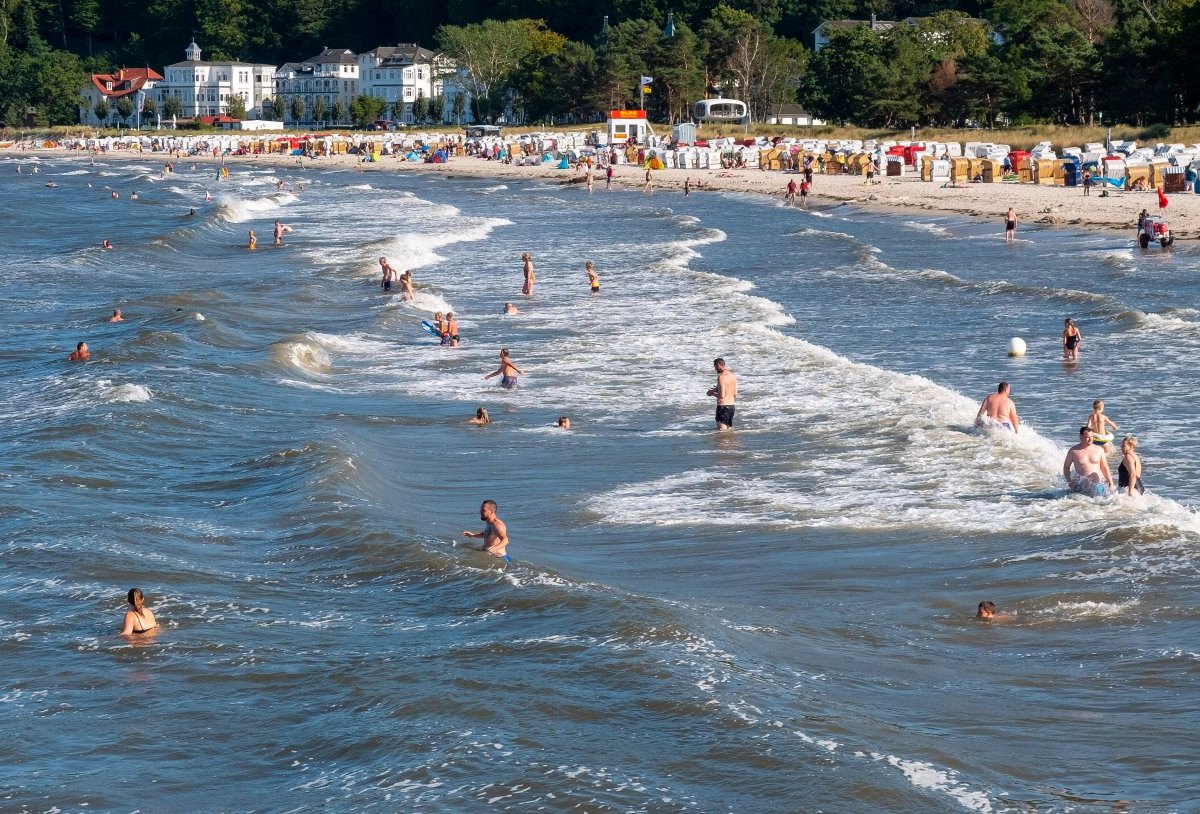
[98,382,153,403]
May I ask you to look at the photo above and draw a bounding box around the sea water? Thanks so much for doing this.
[1,154,1197,813]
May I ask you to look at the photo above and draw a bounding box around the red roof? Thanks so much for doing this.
[91,67,163,98]
[198,115,242,125]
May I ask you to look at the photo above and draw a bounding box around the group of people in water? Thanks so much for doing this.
[977,376,1146,498]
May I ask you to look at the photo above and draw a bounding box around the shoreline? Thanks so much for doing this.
[17,146,1196,238]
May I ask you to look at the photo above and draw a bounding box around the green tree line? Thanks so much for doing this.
[1,0,1197,127]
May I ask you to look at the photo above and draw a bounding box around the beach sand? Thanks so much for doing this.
[27,146,1196,238]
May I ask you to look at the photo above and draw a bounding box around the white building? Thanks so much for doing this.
[79,67,162,127]
[275,47,358,126]
[158,41,276,119]
[358,43,455,124]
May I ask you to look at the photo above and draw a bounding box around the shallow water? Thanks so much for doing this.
[1,154,1197,813]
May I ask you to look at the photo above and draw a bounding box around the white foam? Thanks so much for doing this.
[876,753,995,813]
[99,382,153,403]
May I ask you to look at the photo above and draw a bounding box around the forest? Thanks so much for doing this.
[0,0,1198,128]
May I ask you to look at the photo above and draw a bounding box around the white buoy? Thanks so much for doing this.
[1008,337,1027,357]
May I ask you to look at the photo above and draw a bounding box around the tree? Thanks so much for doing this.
[452,92,467,123]
[312,95,327,124]
[115,94,134,125]
[163,93,183,119]
[94,97,109,124]
[429,92,446,123]
[412,91,429,123]
[331,99,345,124]
[141,95,156,120]
[437,18,564,121]
[290,94,305,124]
[349,94,386,127]
[801,24,888,124]
[271,96,287,120]
[226,92,246,119]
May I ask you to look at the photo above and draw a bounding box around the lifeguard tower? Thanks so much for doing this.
[608,110,650,146]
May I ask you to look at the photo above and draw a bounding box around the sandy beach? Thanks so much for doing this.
[21,144,1197,238]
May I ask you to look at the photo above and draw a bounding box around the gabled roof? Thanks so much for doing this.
[363,43,437,66]
[815,18,898,34]
[307,47,357,65]
[90,67,163,98]
[769,104,815,116]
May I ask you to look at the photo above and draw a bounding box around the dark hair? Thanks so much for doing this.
[997,382,1008,392]
[127,588,144,609]
[714,357,725,367]
[1080,426,1091,435]
[76,341,85,351]
[482,499,497,511]
[976,601,996,616]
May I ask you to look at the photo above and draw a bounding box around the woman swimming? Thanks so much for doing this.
[120,588,158,635]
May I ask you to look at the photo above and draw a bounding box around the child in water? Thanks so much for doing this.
[1086,400,1119,446]
[248,230,257,250]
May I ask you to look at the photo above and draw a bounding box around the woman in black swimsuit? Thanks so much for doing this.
[1062,317,1082,361]
[1118,436,1145,495]
[121,588,158,635]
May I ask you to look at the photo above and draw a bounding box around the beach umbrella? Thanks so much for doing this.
[1157,186,1169,209]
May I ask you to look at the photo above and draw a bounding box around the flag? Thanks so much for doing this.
[641,75,654,84]
[642,86,652,94]
[1157,186,1169,209]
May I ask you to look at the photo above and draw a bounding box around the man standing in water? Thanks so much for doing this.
[273,220,292,246]
[707,357,738,430]
[379,256,396,292]
[1063,426,1114,494]
[1004,207,1017,242]
[461,499,510,561]
[67,341,90,361]
[976,382,1019,433]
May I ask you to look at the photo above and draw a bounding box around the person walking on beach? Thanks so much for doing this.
[707,357,738,430]
[606,164,613,189]
[644,166,653,193]
[485,348,525,389]
[521,253,535,296]
[800,179,810,209]
[1064,426,1114,494]
[379,256,396,292]
[461,499,510,561]
[1062,317,1082,362]
[1004,207,1017,242]
[67,341,90,362]
[976,382,1019,433]
[1118,436,1145,495]
[786,178,798,207]
[586,261,599,293]
[120,588,158,635]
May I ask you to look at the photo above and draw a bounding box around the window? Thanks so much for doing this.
[417,69,424,80]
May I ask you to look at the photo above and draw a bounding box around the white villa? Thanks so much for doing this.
[358,43,455,124]
[275,47,359,126]
[157,41,276,119]
[79,67,162,127]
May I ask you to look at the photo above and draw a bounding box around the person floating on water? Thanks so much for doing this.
[1086,400,1119,446]
[379,256,396,292]
[461,499,510,562]
[1062,317,1082,362]
[101,239,113,250]
[502,302,519,315]
[976,382,1019,433]
[109,308,123,322]
[1063,426,1114,495]
[469,407,491,425]
[586,261,599,293]
[120,588,158,635]
[67,341,90,362]
[521,252,535,296]
[1119,436,1145,496]
[485,348,524,389]
[707,357,738,430]
[976,601,996,619]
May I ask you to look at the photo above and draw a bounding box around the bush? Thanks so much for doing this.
[1139,122,1171,140]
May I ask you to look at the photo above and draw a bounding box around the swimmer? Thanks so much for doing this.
[273,219,292,246]
[186,208,197,217]
[109,308,123,322]
[469,407,492,425]
[1086,400,1118,444]
[707,357,738,430]
[556,416,571,429]
[101,239,113,250]
[521,252,535,296]
[586,261,599,293]
[247,229,257,250]
[111,190,119,199]
[502,302,519,315]
[461,499,510,561]
[120,588,158,635]
[44,181,57,188]
[1063,426,1114,494]
[445,311,460,348]
[976,382,1019,433]
[484,348,524,389]
[67,341,90,361]
[379,256,396,291]
[1062,317,1082,361]
[976,601,996,619]
[130,191,138,200]
[1118,435,1145,496]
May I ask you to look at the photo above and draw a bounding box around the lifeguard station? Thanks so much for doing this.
[608,110,650,146]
